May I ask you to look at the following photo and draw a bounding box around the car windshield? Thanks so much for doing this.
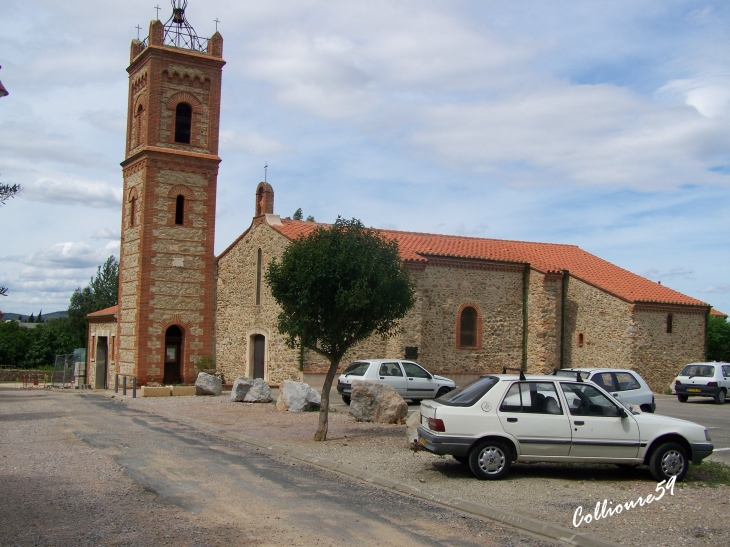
[555,370,590,380]
[343,362,370,376]
[436,376,499,407]
[680,364,715,377]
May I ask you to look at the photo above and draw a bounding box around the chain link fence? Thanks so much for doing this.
[51,354,75,388]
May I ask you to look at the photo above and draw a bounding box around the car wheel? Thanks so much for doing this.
[639,404,654,413]
[342,396,351,405]
[677,394,688,403]
[468,440,512,480]
[715,389,727,405]
[649,442,688,482]
[453,455,468,465]
[436,387,451,398]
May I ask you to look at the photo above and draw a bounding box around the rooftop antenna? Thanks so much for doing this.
[264,162,268,183]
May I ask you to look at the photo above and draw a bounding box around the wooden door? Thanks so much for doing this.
[253,335,265,379]
[95,337,108,389]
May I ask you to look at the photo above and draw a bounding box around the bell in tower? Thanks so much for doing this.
[117,1,225,386]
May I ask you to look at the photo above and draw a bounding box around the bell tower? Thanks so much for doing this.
[118,1,224,385]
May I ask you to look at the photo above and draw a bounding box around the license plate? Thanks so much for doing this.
[688,388,701,393]
[419,437,427,446]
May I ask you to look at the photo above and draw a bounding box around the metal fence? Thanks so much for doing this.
[51,354,75,388]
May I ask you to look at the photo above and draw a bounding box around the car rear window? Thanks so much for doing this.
[436,376,499,407]
[343,362,370,376]
[680,364,715,377]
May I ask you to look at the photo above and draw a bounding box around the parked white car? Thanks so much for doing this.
[554,368,656,412]
[336,359,455,404]
[674,362,730,405]
[417,373,713,481]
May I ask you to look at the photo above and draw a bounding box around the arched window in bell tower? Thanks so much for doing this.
[175,195,185,225]
[174,102,192,144]
[134,103,145,147]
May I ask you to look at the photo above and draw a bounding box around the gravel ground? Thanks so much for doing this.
[119,392,730,547]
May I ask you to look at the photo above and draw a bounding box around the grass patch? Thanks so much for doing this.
[304,404,321,412]
[685,461,730,487]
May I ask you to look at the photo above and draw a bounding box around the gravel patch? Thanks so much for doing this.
[119,393,730,547]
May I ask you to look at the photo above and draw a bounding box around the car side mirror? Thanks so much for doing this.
[618,407,628,419]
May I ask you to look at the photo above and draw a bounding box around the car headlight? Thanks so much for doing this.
[705,429,712,442]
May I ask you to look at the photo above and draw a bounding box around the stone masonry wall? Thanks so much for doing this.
[563,277,634,370]
[526,272,562,374]
[631,308,706,393]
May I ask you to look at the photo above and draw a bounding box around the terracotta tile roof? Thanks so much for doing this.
[273,220,707,307]
[711,308,728,318]
[87,305,119,318]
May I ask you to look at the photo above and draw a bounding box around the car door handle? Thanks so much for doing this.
[611,393,618,396]
[379,377,385,379]
[574,421,585,426]
[507,418,518,423]
[408,378,413,380]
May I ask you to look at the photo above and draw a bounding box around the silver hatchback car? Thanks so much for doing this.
[336,359,456,404]
[554,368,656,413]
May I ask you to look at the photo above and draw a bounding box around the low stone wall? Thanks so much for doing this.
[0,369,51,383]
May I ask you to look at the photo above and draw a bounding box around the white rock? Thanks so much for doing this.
[349,380,408,424]
[276,380,320,412]
[195,372,222,396]
[406,409,421,447]
[244,378,272,403]
[231,376,254,402]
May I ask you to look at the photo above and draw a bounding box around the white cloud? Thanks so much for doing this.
[642,267,695,281]
[92,227,120,240]
[699,284,730,294]
[219,130,288,156]
[23,177,121,208]
[11,242,110,269]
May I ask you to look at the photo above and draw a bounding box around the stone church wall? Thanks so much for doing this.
[526,271,562,374]
[562,277,634,370]
[630,308,706,393]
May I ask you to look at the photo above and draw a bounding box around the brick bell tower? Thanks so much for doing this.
[118,1,224,385]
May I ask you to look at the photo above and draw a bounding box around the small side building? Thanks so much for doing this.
[86,306,119,389]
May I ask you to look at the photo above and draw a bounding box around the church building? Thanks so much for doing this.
[86,3,711,394]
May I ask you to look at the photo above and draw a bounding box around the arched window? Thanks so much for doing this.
[666,314,673,334]
[256,186,264,216]
[174,102,192,144]
[255,248,262,305]
[175,195,184,225]
[459,306,478,348]
[129,197,137,227]
[135,103,145,146]
[577,332,585,347]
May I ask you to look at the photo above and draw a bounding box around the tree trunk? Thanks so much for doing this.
[314,356,341,441]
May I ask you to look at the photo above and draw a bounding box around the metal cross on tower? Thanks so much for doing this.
[264,163,268,183]
[155,4,161,19]
[136,25,142,39]
[214,18,220,31]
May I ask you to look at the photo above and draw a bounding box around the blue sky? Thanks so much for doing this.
[0,0,729,315]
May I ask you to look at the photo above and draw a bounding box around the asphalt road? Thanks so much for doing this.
[0,387,552,547]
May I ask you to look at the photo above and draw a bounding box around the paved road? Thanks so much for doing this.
[654,393,730,464]
[0,387,551,547]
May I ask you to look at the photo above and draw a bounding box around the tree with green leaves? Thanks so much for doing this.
[28,313,35,323]
[707,313,730,362]
[265,218,415,441]
[1,181,21,296]
[67,256,119,347]
[293,208,303,220]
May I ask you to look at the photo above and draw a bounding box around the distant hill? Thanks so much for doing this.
[2,311,68,321]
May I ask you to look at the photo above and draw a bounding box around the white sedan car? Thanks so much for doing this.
[336,359,455,404]
[674,362,730,404]
[554,368,656,412]
[417,373,713,481]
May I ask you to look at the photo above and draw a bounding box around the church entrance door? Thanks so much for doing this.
[164,326,183,384]
[253,335,265,379]
[95,337,108,389]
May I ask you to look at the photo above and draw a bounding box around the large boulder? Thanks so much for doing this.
[276,380,321,412]
[195,372,222,396]
[231,376,255,402]
[349,380,408,424]
[245,378,272,403]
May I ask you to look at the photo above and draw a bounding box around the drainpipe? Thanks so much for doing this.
[522,264,530,371]
[560,269,569,369]
[704,309,710,361]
